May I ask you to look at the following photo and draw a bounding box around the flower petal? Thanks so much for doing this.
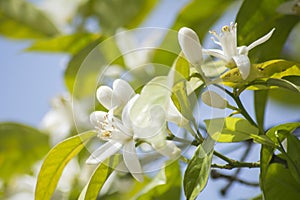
[178,27,203,65]
[90,111,107,126]
[153,140,181,159]
[232,55,251,80]
[247,28,275,51]
[112,79,135,107]
[121,94,140,132]
[202,49,228,61]
[86,141,122,164]
[96,86,113,109]
[123,141,144,182]
[166,99,188,126]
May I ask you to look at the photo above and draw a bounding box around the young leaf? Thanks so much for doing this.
[0,0,59,39]
[35,131,96,200]
[0,122,49,181]
[184,145,213,200]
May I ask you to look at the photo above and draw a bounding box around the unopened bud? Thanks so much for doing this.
[201,90,228,109]
[178,27,203,65]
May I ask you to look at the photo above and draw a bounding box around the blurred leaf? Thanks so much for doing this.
[134,161,181,200]
[35,131,96,200]
[0,0,59,39]
[221,60,300,89]
[262,162,300,200]
[27,33,101,55]
[79,155,121,200]
[0,122,49,181]
[153,0,233,66]
[236,0,300,61]
[81,0,157,35]
[254,90,268,132]
[173,52,190,83]
[184,145,213,200]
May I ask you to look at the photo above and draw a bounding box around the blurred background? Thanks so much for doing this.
[0,0,300,199]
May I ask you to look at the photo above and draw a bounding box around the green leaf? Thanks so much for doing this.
[262,162,300,200]
[286,134,300,184]
[254,90,268,132]
[266,122,300,144]
[172,52,190,83]
[236,0,300,61]
[184,145,213,200]
[134,161,181,200]
[0,122,49,181]
[27,33,101,55]
[35,131,96,200]
[79,155,121,200]
[221,60,300,89]
[0,0,59,39]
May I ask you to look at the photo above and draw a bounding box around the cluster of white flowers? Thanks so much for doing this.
[87,79,182,182]
[178,23,275,79]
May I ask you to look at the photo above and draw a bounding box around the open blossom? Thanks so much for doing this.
[87,95,144,182]
[203,22,275,79]
[87,79,182,182]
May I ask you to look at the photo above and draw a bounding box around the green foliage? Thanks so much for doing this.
[184,145,213,200]
[0,0,59,39]
[262,162,300,200]
[35,131,96,200]
[260,122,300,198]
[236,0,300,61]
[221,60,300,89]
[79,155,120,200]
[79,0,157,35]
[254,90,268,132]
[134,161,182,200]
[27,33,101,55]
[0,122,49,181]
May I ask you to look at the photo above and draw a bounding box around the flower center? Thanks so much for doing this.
[95,114,116,140]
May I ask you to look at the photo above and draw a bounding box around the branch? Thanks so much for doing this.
[211,170,259,187]
[211,161,260,169]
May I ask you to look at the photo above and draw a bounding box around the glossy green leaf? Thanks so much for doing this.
[135,161,181,200]
[260,122,300,191]
[83,0,157,35]
[205,117,258,142]
[35,131,96,200]
[262,162,300,200]
[254,90,268,132]
[79,155,121,200]
[286,134,300,184]
[27,33,101,55]
[0,0,59,39]
[221,60,300,89]
[184,145,213,200]
[0,122,49,181]
[236,0,300,62]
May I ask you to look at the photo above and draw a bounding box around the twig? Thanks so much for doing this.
[211,170,259,187]
[211,162,260,169]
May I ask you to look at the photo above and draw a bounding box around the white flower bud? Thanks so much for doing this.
[201,90,228,109]
[178,27,203,65]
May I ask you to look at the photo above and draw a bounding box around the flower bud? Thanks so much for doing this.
[178,27,203,65]
[201,90,228,109]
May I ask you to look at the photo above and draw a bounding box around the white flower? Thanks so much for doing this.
[178,27,203,68]
[203,22,275,79]
[87,94,144,182]
[41,94,90,144]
